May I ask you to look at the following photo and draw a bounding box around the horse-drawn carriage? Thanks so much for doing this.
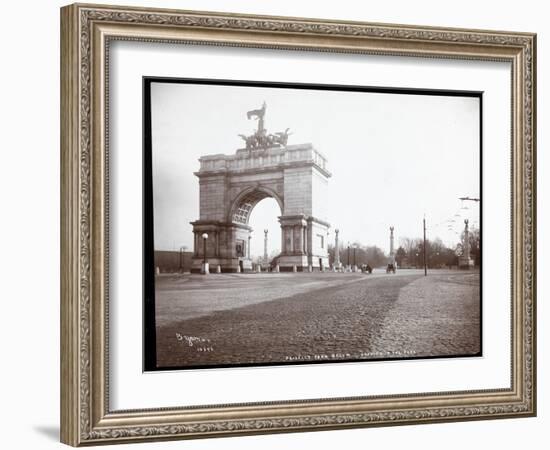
[361,264,373,274]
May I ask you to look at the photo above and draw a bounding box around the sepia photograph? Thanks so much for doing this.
[143,78,482,371]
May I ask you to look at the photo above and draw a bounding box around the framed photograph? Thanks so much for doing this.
[60,3,536,446]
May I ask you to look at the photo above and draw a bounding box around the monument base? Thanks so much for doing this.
[277,254,329,272]
[458,256,475,269]
[191,257,253,273]
[277,254,309,272]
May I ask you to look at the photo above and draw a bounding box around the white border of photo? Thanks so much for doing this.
[109,41,511,411]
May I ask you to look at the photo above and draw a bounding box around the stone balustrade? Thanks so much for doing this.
[196,144,329,176]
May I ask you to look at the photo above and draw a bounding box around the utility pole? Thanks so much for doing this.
[389,226,395,262]
[423,216,427,276]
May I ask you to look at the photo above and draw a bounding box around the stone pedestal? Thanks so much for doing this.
[201,262,209,275]
[458,256,475,269]
[458,219,475,270]
[190,221,253,273]
[277,215,329,271]
[389,226,395,264]
[190,214,331,273]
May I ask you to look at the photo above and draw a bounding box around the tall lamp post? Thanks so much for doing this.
[179,246,186,273]
[353,245,357,272]
[423,216,427,276]
[334,228,341,270]
[263,229,268,265]
[201,233,209,275]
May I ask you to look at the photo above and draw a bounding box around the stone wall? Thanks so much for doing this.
[154,250,193,273]
[283,166,313,216]
[311,167,329,222]
[198,174,226,221]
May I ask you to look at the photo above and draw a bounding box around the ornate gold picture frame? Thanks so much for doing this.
[60,3,536,446]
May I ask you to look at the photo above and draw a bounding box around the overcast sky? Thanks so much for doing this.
[150,81,480,256]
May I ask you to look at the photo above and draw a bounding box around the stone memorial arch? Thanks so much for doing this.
[191,103,331,273]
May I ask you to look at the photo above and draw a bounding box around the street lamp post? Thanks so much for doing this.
[263,229,268,265]
[179,246,186,273]
[334,228,340,270]
[423,216,427,276]
[201,233,209,275]
[353,245,357,272]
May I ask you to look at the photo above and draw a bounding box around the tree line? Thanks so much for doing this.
[328,227,480,269]
[396,227,480,268]
[327,243,388,268]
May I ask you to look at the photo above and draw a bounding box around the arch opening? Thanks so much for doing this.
[231,187,283,225]
[247,197,282,263]
[233,190,271,225]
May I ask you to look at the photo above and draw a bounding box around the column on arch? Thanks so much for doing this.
[293,225,303,255]
[303,225,307,254]
[277,215,308,270]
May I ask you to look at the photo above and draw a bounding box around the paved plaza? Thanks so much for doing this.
[155,269,480,368]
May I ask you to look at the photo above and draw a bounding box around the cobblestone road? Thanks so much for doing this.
[155,270,480,368]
